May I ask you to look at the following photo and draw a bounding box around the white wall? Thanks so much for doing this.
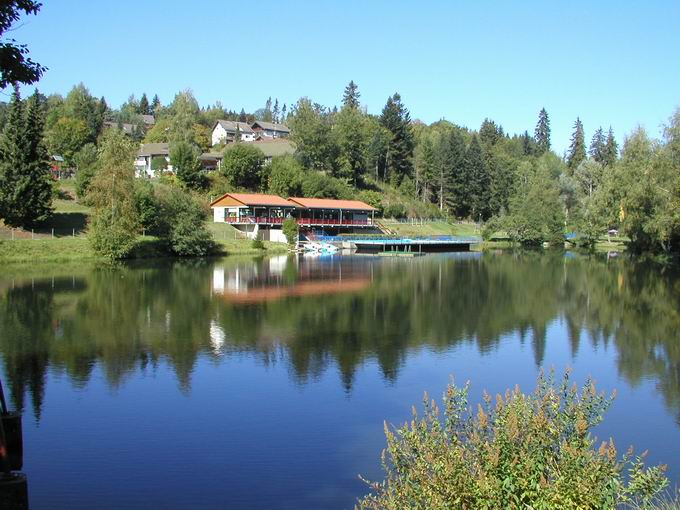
[268,228,288,243]
[212,124,227,146]
[213,207,225,222]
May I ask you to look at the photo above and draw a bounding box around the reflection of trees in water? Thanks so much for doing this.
[0,254,679,422]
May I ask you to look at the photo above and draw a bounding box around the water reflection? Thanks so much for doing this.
[0,253,679,426]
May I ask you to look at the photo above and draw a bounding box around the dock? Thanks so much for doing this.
[348,236,481,254]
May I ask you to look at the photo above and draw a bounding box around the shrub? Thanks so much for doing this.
[156,187,214,256]
[150,155,168,176]
[268,155,304,197]
[358,370,669,510]
[134,180,161,233]
[282,217,299,246]
[301,171,352,199]
[251,231,264,250]
[383,202,407,219]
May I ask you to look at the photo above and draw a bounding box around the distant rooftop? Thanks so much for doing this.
[251,121,290,133]
[215,120,254,133]
[138,143,169,156]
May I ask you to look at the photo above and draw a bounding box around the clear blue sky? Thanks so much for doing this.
[10,0,680,153]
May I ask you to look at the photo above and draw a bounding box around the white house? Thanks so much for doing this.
[135,143,173,177]
[251,121,290,139]
[211,120,256,146]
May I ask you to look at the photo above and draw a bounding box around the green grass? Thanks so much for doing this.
[384,220,480,238]
[0,238,101,262]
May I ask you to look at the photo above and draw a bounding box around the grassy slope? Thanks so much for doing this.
[385,221,480,237]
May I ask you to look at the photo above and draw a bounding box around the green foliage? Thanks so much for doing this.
[73,143,98,200]
[466,135,491,221]
[0,1,46,88]
[301,171,351,199]
[358,371,669,510]
[170,141,205,189]
[534,107,551,154]
[289,98,338,173]
[0,88,53,228]
[251,232,265,250]
[46,116,90,166]
[87,129,139,260]
[380,93,414,185]
[383,202,407,219]
[282,217,299,246]
[502,161,565,246]
[155,186,214,256]
[134,179,161,232]
[567,117,587,171]
[358,190,383,214]
[221,143,265,189]
[268,155,304,197]
[150,155,168,175]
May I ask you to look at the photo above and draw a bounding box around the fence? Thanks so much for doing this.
[0,226,87,241]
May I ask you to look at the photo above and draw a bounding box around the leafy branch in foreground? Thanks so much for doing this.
[358,370,670,510]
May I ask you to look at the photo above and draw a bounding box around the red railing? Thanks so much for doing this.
[224,217,372,226]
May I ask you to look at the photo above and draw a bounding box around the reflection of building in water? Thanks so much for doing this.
[210,256,373,304]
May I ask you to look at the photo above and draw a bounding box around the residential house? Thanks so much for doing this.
[211,120,256,146]
[135,143,172,177]
[251,121,290,139]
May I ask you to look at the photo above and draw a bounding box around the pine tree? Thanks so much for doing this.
[604,127,618,167]
[139,93,150,115]
[281,104,287,122]
[589,127,606,164]
[466,135,491,221]
[151,94,161,114]
[534,108,551,154]
[239,108,247,122]
[567,117,586,171]
[0,87,52,228]
[379,93,414,185]
[342,80,361,109]
[272,99,280,124]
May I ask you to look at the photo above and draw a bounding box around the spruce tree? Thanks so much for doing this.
[272,99,280,123]
[603,127,618,167]
[342,80,361,109]
[151,94,161,114]
[522,130,533,156]
[439,129,466,214]
[589,127,606,164]
[281,104,287,122]
[567,117,586,171]
[264,97,273,122]
[0,87,52,228]
[479,118,501,146]
[239,108,247,122]
[534,108,551,154]
[139,93,150,115]
[466,135,491,221]
[379,93,414,185]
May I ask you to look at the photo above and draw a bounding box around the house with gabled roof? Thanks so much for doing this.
[251,121,290,139]
[212,120,256,146]
[135,142,172,177]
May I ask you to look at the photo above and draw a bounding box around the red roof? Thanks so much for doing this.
[288,197,377,211]
[210,192,297,208]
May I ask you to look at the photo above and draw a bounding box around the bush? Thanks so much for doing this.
[156,187,214,256]
[383,202,407,219]
[268,155,303,197]
[301,171,352,199]
[358,370,669,510]
[282,217,299,246]
[134,180,161,233]
[222,143,265,189]
[251,232,264,250]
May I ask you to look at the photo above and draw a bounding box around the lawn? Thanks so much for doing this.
[385,220,480,238]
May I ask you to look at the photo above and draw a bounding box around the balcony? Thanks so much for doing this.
[224,217,373,227]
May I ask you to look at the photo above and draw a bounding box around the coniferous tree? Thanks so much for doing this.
[466,135,491,221]
[342,80,361,109]
[0,87,52,227]
[151,94,161,114]
[534,108,551,154]
[604,127,618,167]
[440,128,466,214]
[139,93,150,115]
[589,127,606,164]
[263,97,273,122]
[567,117,586,171]
[522,130,534,156]
[272,99,280,123]
[379,93,414,185]
[239,108,247,122]
[479,118,501,146]
[281,104,287,122]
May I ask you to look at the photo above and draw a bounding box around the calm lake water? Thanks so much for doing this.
[1,252,679,509]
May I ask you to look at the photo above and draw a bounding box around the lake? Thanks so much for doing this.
[1,252,679,509]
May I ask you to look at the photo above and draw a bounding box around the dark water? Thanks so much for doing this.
[1,252,679,509]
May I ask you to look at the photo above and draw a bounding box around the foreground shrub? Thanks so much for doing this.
[282,217,299,246]
[156,187,214,256]
[358,370,669,510]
